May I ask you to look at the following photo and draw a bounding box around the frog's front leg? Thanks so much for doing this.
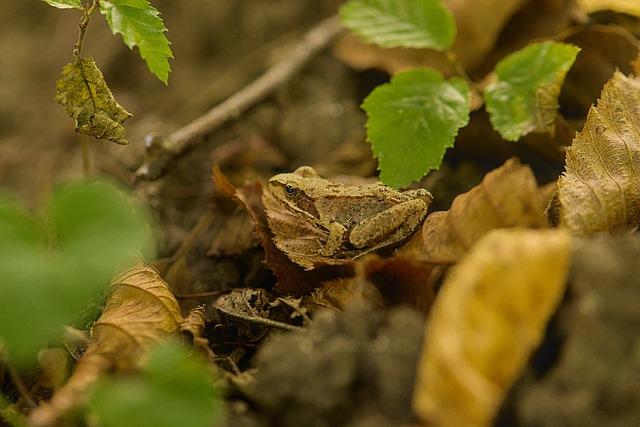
[349,199,427,249]
[318,221,347,257]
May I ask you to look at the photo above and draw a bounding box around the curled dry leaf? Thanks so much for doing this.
[215,288,305,332]
[558,71,640,235]
[306,274,385,312]
[55,58,132,144]
[399,158,548,263]
[334,0,526,75]
[413,228,572,427]
[29,265,182,427]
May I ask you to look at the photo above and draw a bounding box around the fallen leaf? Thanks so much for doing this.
[577,0,640,17]
[359,255,443,313]
[29,265,182,427]
[306,274,385,312]
[558,71,640,235]
[215,288,305,332]
[399,158,548,263]
[413,228,572,427]
[55,58,132,144]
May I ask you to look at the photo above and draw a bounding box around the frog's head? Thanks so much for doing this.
[268,166,320,216]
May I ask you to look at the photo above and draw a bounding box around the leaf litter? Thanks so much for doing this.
[6,2,640,427]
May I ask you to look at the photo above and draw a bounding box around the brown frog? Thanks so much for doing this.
[268,166,432,257]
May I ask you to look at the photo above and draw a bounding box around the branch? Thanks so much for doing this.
[134,15,343,182]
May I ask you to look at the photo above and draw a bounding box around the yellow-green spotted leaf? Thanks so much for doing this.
[363,68,470,188]
[40,0,82,9]
[55,58,132,145]
[484,41,580,141]
[339,0,455,50]
[99,0,173,84]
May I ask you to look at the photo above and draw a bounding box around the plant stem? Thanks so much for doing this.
[446,50,472,84]
[79,135,91,177]
[73,0,99,60]
[4,362,37,410]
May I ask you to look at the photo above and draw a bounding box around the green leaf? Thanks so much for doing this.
[99,0,173,84]
[0,180,154,363]
[40,0,82,9]
[484,41,581,141]
[339,0,455,50]
[363,68,470,188]
[55,58,132,145]
[90,342,220,427]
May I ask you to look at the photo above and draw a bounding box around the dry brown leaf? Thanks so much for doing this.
[360,255,443,313]
[399,158,548,263]
[413,228,572,427]
[334,0,527,75]
[29,265,182,427]
[558,71,640,235]
[306,274,385,312]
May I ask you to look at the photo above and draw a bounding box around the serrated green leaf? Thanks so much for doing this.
[90,342,220,427]
[339,0,455,50]
[363,68,470,188]
[40,0,82,9]
[55,58,132,144]
[99,0,173,84]
[0,181,154,363]
[484,41,581,141]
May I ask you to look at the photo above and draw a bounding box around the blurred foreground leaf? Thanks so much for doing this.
[413,228,571,427]
[339,0,455,50]
[558,71,640,235]
[363,68,470,187]
[89,342,219,427]
[40,0,82,9]
[0,181,153,363]
[29,265,182,427]
[99,0,173,84]
[55,58,132,144]
[484,42,580,141]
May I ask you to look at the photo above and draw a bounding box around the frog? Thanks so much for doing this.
[268,166,432,257]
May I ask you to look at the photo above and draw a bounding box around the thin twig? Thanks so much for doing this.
[175,289,229,300]
[79,135,91,177]
[5,362,37,410]
[134,15,344,182]
[73,0,99,60]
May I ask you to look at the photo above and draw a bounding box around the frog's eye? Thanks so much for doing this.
[285,184,297,197]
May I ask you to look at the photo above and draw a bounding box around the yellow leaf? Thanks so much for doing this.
[399,158,548,263]
[413,228,571,427]
[55,58,132,145]
[558,71,640,235]
[578,0,640,17]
